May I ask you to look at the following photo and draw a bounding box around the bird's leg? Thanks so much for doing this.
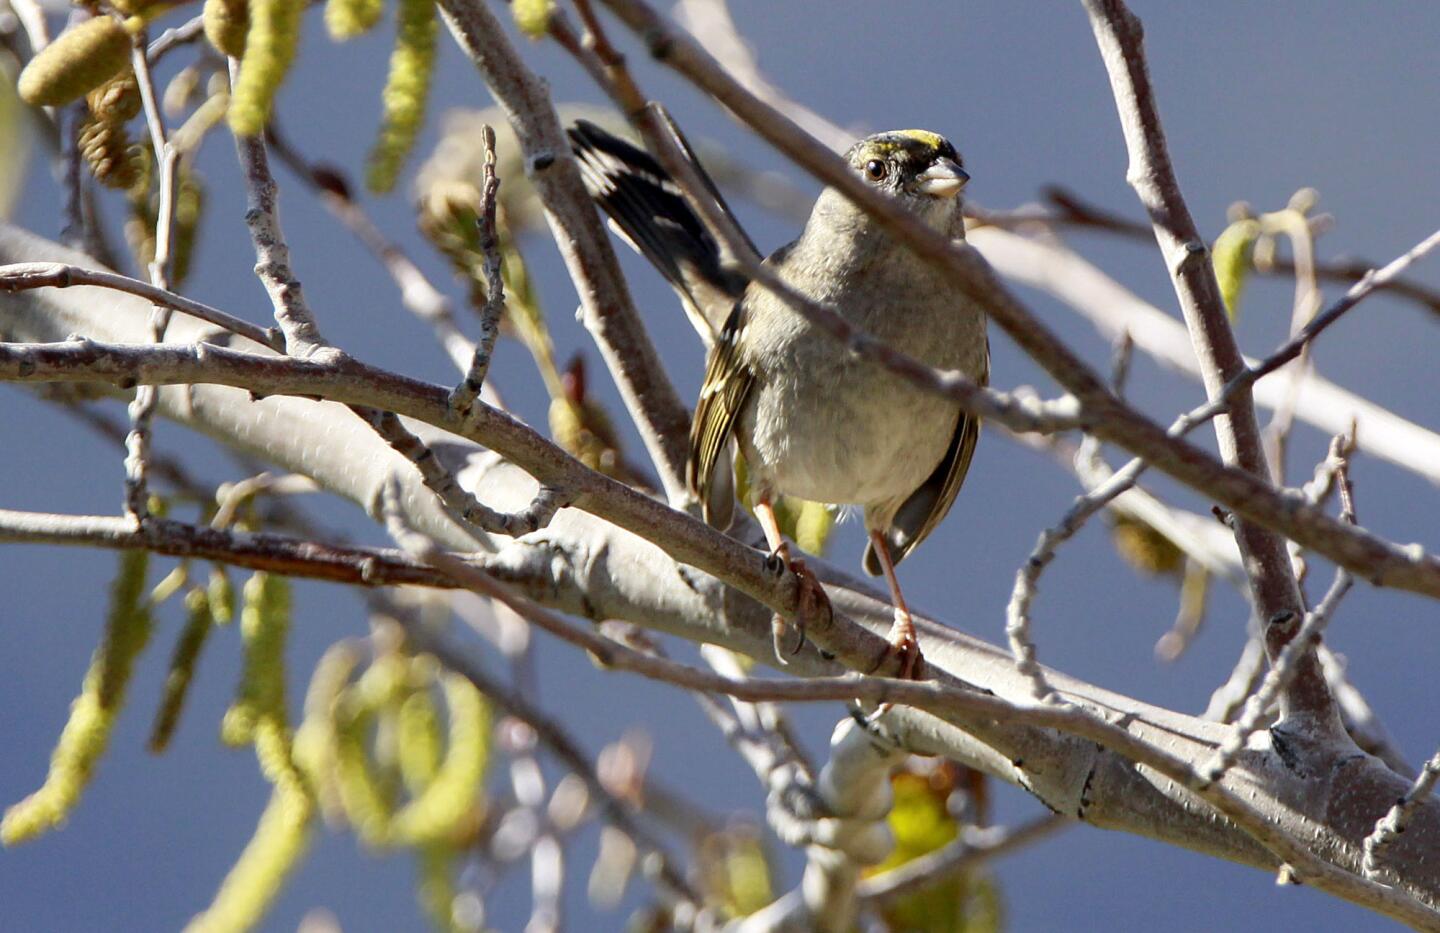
[867,530,926,681]
[755,497,829,660]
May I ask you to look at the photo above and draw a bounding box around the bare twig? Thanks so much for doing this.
[228,61,329,358]
[449,124,504,419]
[1200,568,1355,788]
[122,34,182,523]
[1364,750,1440,879]
[145,14,204,62]
[437,0,695,504]
[858,813,1070,906]
[264,122,475,375]
[1081,0,1323,725]
[0,262,283,350]
[1239,227,1440,389]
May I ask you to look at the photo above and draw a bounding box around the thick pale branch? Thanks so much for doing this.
[5,226,1440,917]
[386,494,1440,929]
[4,334,1440,607]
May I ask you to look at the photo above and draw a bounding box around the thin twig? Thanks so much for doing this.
[145,13,204,62]
[858,812,1070,906]
[437,0,695,505]
[449,124,504,419]
[1082,0,1320,722]
[121,34,181,523]
[264,122,475,375]
[1200,568,1355,788]
[228,61,329,358]
[0,262,283,350]
[1363,750,1440,879]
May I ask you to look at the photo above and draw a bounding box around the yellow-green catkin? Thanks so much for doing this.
[416,843,461,932]
[396,687,443,795]
[169,171,205,286]
[334,698,394,845]
[203,0,250,59]
[79,68,145,191]
[208,566,236,624]
[325,0,383,40]
[227,0,302,136]
[149,587,215,753]
[185,782,313,933]
[365,0,438,194]
[1,551,152,845]
[221,572,292,747]
[387,674,489,846]
[511,0,554,38]
[190,572,311,933]
[17,15,137,107]
[1212,217,1260,321]
[292,641,363,822]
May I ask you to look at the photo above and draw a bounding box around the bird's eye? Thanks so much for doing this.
[864,159,887,181]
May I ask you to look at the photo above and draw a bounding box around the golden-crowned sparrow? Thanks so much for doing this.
[570,121,988,677]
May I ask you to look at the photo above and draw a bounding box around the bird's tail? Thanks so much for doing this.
[567,120,747,341]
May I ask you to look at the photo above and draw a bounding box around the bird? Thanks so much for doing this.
[568,120,988,679]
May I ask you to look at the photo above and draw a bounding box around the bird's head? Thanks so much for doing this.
[844,130,968,223]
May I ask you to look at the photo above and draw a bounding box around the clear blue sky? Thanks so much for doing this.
[3,2,1438,930]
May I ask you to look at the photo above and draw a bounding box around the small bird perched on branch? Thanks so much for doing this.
[569,120,988,679]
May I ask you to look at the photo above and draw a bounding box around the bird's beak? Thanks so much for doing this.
[916,158,969,198]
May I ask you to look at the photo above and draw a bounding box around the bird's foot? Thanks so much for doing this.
[869,606,926,694]
[768,557,830,664]
[885,607,926,681]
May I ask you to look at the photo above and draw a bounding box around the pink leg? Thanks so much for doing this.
[868,530,925,680]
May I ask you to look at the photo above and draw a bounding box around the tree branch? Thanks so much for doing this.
[1080,0,1329,727]
[436,0,694,504]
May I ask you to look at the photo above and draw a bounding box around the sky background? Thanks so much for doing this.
[3,1,1439,930]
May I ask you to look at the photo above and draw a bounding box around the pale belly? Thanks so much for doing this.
[740,356,961,509]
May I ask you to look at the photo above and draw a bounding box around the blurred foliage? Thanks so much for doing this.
[1108,513,1184,578]
[16,15,138,107]
[325,0,385,40]
[227,0,301,135]
[868,764,1003,933]
[0,56,27,218]
[203,0,250,59]
[512,0,556,39]
[149,585,217,752]
[697,823,775,918]
[0,549,154,845]
[364,0,438,194]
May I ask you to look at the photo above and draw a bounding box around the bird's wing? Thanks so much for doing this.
[567,120,747,342]
[864,337,988,575]
[687,303,755,528]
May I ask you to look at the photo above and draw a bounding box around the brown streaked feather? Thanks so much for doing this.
[687,303,754,527]
[864,337,989,575]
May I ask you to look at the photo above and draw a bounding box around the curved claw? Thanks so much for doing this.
[770,558,829,665]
